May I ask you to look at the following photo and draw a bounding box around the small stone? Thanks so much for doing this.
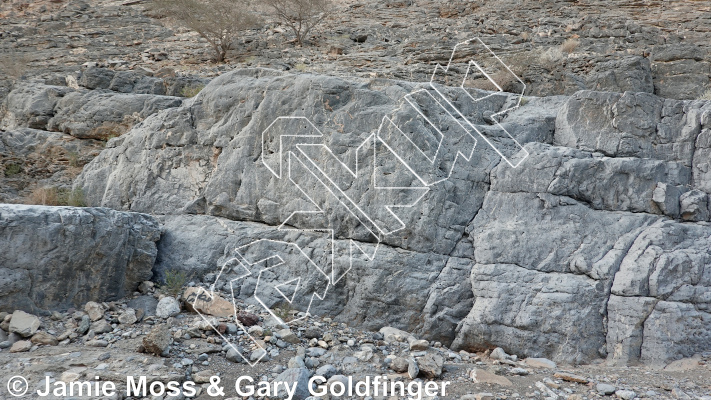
[615,390,636,400]
[143,324,171,356]
[461,394,495,400]
[308,347,327,357]
[156,297,181,318]
[597,383,616,395]
[390,356,408,373]
[553,372,589,383]
[315,364,337,379]
[86,339,109,347]
[60,371,81,382]
[354,347,373,361]
[225,345,245,363]
[510,367,529,375]
[288,356,306,369]
[10,340,32,353]
[138,281,154,294]
[183,287,234,318]
[274,368,311,400]
[304,327,321,339]
[672,387,691,399]
[524,357,557,369]
[91,320,112,334]
[277,328,300,344]
[470,369,513,386]
[194,370,214,384]
[304,356,319,369]
[417,353,444,378]
[118,308,138,325]
[225,323,238,334]
[9,310,41,337]
[248,325,264,337]
[251,348,268,362]
[84,302,105,321]
[407,358,419,379]
[236,312,259,326]
[31,332,58,346]
[490,347,509,360]
[77,315,90,335]
[409,339,429,351]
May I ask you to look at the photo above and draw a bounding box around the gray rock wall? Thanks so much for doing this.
[74,68,711,365]
[0,204,161,314]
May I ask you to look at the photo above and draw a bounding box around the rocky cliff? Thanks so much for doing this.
[65,67,711,366]
[0,204,161,314]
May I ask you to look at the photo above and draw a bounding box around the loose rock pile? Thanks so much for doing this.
[1,279,709,399]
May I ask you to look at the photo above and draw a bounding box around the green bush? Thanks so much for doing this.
[163,269,190,298]
[272,302,295,322]
[61,188,87,207]
[4,164,21,176]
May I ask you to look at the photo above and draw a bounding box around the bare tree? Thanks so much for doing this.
[151,0,260,62]
[264,0,332,46]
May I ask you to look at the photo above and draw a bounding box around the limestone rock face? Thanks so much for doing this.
[555,90,711,167]
[0,204,161,313]
[607,220,711,366]
[1,81,183,140]
[73,69,711,365]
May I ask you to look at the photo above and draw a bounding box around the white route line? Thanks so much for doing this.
[429,37,529,168]
[200,37,528,366]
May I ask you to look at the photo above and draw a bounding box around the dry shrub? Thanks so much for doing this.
[264,0,332,46]
[150,0,261,62]
[26,187,87,207]
[560,38,580,54]
[467,69,523,93]
[180,84,205,97]
[27,187,60,206]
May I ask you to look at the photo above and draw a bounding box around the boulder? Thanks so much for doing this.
[8,310,40,337]
[184,287,234,318]
[156,297,181,318]
[10,340,32,353]
[84,302,105,322]
[273,368,311,400]
[30,331,58,346]
[0,205,160,313]
[417,353,444,378]
[469,369,512,386]
[143,324,171,356]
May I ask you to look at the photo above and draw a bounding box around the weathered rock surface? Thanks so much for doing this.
[72,68,711,365]
[555,90,711,168]
[1,81,183,140]
[0,204,161,313]
[0,127,104,202]
[607,220,711,366]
